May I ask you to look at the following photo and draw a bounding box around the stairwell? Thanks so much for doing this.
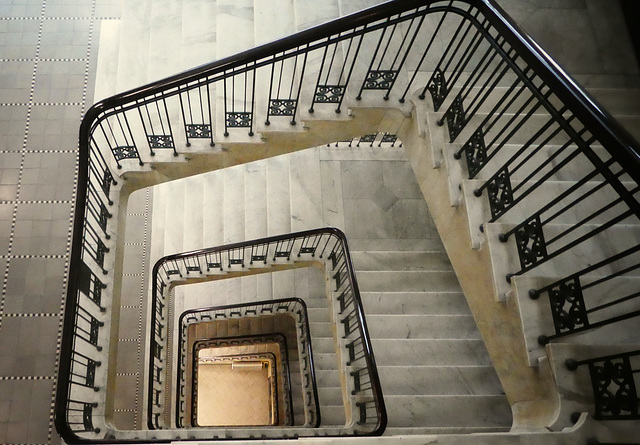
[63,0,640,442]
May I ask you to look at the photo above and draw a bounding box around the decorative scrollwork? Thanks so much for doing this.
[590,356,639,420]
[185,124,211,139]
[98,203,109,232]
[487,167,514,219]
[96,238,108,268]
[101,169,113,196]
[514,216,547,269]
[427,68,448,111]
[463,129,488,179]
[357,134,377,146]
[226,112,252,128]
[547,277,589,335]
[363,70,398,90]
[314,85,345,104]
[381,133,398,144]
[269,99,296,116]
[147,135,174,149]
[445,93,466,142]
[112,145,138,162]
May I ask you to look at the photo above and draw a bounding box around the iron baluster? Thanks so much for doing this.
[565,350,640,420]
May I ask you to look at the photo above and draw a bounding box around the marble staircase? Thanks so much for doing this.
[140,144,512,435]
[93,0,640,442]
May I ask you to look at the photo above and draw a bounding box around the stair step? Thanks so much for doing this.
[216,0,254,58]
[372,339,493,366]
[314,369,340,388]
[244,161,268,240]
[163,180,185,254]
[310,337,335,353]
[223,165,246,243]
[202,171,225,247]
[320,159,346,230]
[377,365,504,396]
[294,0,339,31]
[587,88,640,116]
[316,387,343,406]
[360,291,471,315]
[266,154,292,236]
[351,251,453,271]
[183,176,204,251]
[384,426,511,435]
[94,20,120,101]
[383,394,511,429]
[310,322,332,338]
[147,0,182,82]
[254,0,295,45]
[289,148,324,231]
[318,404,346,426]
[116,0,152,92]
[366,314,480,339]
[356,270,462,293]
[349,238,445,252]
[312,352,339,370]
[182,0,217,69]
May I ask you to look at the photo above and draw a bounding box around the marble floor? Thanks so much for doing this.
[0,0,638,444]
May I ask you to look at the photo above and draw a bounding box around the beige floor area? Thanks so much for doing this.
[196,363,273,427]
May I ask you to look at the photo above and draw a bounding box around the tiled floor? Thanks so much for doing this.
[0,1,121,443]
[0,0,638,444]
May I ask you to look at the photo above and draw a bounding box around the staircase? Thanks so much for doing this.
[135,145,512,435]
[57,0,640,443]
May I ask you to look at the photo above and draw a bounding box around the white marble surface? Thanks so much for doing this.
[244,161,268,240]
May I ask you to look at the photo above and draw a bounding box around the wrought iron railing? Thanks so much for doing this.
[57,0,640,442]
[565,349,640,421]
[191,351,280,427]
[175,304,312,429]
[148,228,384,437]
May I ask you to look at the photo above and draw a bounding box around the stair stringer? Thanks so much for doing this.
[398,96,561,432]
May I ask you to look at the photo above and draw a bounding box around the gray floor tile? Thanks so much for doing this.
[0,61,35,103]
[40,19,91,59]
[0,20,40,59]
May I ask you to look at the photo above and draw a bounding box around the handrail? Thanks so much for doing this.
[149,228,384,435]
[176,301,314,429]
[191,351,280,427]
[57,0,640,442]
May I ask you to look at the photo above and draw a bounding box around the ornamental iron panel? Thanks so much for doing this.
[487,167,514,219]
[269,99,297,116]
[514,216,547,270]
[446,93,466,142]
[548,277,589,335]
[464,129,488,179]
[148,135,174,149]
[314,85,345,104]
[112,145,138,162]
[381,133,398,145]
[427,68,448,111]
[100,168,113,197]
[363,70,398,90]
[226,112,252,128]
[185,124,211,139]
[589,355,639,420]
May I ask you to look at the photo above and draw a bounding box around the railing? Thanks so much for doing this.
[191,352,279,427]
[175,304,311,429]
[565,349,640,421]
[58,0,640,441]
[193,342,289,428]
[149,228,385,436]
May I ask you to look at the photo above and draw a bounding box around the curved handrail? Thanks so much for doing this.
[57,0,640,442]
[176,299,317,429]
[150,228,383,434]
